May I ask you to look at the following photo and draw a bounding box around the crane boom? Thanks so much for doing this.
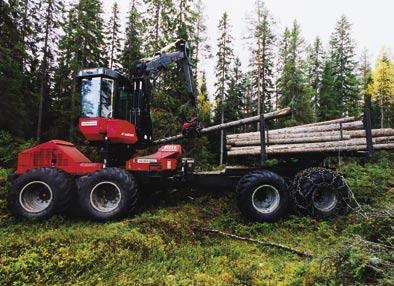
[135,39,196,107]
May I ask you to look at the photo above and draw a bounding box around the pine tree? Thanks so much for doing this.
[250,0,275,116]
[121,0,144,76]
[214,12,233,164]
[53,0,105,140]
[276,21,314,125]
[105,2,122,70]
[306,37,324,117]
[36,0,64,142]
[328,15,360,117]
[367,49,394,128]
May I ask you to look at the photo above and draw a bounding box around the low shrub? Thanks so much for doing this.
[340,151,394,203]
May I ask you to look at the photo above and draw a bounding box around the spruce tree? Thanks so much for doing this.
[105,2,122,70]
[306,37,324,117]
[36,0,64,142]
[276,21,314,125]
[226,58,244,123]
[14,0,41,138]
[328,15,360,117]
[250,0,275,116]
[239,72,255,132]
[214,12,233,164]
[147,0,198,140]
[193,0,211,77]
[240,72,255,117]
[358,49,373,109]
[318,61,337,120]
[175,0,197,41]
[0,0,45,137]
[0,0,26,136]
[197,72,211,125]
[53,0,105,140]
[143,0,175,54]
[121,0,144,76]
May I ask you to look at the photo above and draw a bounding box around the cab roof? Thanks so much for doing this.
[77,67,123,79]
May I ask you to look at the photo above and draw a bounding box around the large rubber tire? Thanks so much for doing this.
[8,168,72,220]
[77,168,138,221]
[291,167,350,219]
[236,170,290,222]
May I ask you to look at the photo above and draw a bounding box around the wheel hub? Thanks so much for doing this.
[19,181,53,213]
[312,184,337,212]
[252,185,280,214]
[90,181,122,213]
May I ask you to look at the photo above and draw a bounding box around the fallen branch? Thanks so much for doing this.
[192,227,313,258]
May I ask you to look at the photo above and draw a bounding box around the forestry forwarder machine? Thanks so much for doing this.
[8,39,350,222]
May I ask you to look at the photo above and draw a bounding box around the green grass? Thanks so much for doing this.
[0,152,393,285]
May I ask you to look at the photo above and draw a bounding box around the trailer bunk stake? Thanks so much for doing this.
[363,108,374,157]
[260,114,268,165]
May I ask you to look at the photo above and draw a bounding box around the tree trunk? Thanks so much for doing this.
[230,134,351,146]
[226,116,356,140]
[37,0,52,142]
[228,143,394,156]
[228,128,394,145]
[227,120,363,141]
[227,136,394,156]
[381,95,384,129]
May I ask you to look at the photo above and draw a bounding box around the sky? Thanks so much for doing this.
[103,0,394,98]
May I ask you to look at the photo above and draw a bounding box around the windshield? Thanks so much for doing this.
[80,77,114,118]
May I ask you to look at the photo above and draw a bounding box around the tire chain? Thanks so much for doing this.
[290,167,351,217]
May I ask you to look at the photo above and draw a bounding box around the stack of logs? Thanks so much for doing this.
[227,117,394,157]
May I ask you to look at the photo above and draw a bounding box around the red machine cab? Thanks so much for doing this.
[77,68,141,145]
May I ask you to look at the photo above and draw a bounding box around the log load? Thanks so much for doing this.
[226,116,394,157]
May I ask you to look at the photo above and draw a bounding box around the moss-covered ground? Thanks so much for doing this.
[0,152,393,285]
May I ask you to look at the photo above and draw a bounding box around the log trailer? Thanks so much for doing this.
[8,39,369,222]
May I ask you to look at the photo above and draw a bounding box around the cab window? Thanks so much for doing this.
[80,77,114,118]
